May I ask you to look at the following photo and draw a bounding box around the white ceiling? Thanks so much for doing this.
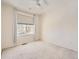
[2,0,74,14]
[2,0,53,14]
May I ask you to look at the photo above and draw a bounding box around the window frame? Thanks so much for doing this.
[15,11,36,37]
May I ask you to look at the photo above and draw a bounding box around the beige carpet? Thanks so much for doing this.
[2,41,77,59]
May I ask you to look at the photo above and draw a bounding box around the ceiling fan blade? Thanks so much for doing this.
[36,0,41,6]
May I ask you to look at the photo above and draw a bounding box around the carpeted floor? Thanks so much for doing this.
[2,41,78,59]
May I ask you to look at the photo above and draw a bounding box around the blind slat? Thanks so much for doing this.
[17,13,33,24]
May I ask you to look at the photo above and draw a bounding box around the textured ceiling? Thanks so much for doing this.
[2,0,52,14]
[2,0,75,14]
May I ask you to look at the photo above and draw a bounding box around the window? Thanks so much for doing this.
[17,23,35,36]
[16,11,35,37]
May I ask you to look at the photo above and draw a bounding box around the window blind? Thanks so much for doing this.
[17,12,34,24]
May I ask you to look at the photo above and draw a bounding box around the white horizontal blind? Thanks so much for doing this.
[17,12,34,24]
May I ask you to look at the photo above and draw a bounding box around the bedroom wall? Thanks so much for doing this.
[1,3,15,49]
[41,0,78,51]
[2,3,41,49]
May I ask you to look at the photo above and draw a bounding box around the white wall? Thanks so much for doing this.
[2,3,41,49]
[41,0,78,51]
[35,15,41,40]
[1,3,15,49]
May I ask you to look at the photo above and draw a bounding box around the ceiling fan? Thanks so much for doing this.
[35,0,48,7]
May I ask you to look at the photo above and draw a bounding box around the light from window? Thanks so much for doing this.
[17,24,35,36]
